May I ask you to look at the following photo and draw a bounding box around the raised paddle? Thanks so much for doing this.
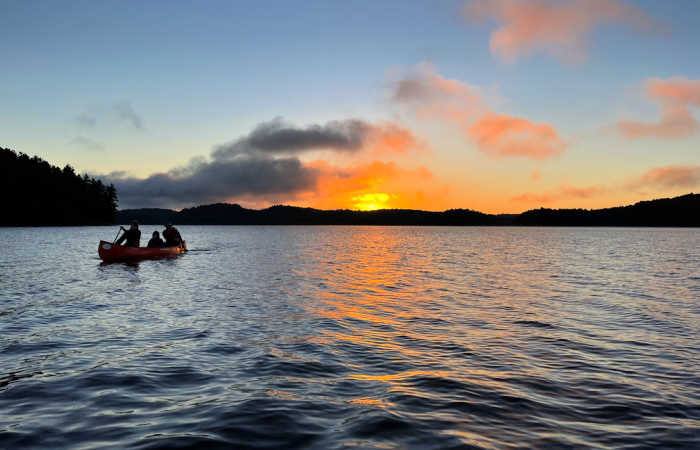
[112,227,125,244]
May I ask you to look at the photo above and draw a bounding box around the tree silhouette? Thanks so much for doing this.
[0,147,118,225]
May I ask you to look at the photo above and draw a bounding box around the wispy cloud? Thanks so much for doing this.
[69,136,104,151]
[113,101,144,130]
[74,113,97,128]
[464,0,656,64]
[510,192,558,203]
[73,101,146,131]
[512,184,606,203]
[618,77,700,139]
[512,164,700,205]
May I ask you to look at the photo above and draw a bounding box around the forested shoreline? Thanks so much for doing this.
[0,147,117,226]
[117,194,700,227]
[2,147,698,227]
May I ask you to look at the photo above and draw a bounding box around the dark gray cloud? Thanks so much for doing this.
[103,155,318,209]
[212,117,373,159]
[69,136,104,151]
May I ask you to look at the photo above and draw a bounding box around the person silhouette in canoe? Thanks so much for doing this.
[147,231,165,248]
[116,221,141,247]
[162,224,183,247]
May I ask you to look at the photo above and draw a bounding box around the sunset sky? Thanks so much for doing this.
[3,0,700,212]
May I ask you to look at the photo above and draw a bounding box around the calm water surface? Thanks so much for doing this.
[1,226,698,449]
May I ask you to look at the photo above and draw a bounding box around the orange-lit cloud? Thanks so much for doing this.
[469,112,565,158]
[647,77,700,104]
[365,122,428,156]
[512,184,606,203]
[560,185,606,198]
[464,0,655,63]
[630,165,700,188]
[393,64,566,159]
[393,63,484,112]
[618,78,700,139]
[511,192,558,203]
[512,164,700,207]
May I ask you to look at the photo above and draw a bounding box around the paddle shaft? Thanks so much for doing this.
[113,227,123,244]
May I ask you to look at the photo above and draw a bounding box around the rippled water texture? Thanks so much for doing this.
[1,226,699,449]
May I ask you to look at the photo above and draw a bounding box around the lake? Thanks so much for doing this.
[1,226,698,449]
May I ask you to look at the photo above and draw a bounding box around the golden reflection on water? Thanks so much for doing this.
[293,227,562,409]
[348,397,394,409]
[279,225,700,448]
[347,370,451,383]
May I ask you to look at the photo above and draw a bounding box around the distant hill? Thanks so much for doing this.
[116,193,699,227]
[117,203,510,226]
[0,147,117,226]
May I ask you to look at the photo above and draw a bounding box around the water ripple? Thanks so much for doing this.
[0,226,698,448]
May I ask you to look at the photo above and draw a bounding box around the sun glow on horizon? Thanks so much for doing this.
[352,192,393,210]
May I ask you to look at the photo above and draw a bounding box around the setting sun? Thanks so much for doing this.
[352,193,393,210]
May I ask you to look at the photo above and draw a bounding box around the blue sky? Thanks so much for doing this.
[2,0,699,211]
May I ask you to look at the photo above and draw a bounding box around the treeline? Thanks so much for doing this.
[116,194,700,227]
[179,204,512,225]
[0,147,117,226]
[116,203,507,226]
[514,194,700,226]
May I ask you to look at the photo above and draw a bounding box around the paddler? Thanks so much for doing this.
[147,231,165,248]
[115,220,141,247]
[162,223,183,247]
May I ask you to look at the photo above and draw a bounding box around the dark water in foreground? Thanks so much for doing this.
[1,226,698,449]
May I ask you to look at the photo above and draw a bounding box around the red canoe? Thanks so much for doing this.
[98,240,187,262]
